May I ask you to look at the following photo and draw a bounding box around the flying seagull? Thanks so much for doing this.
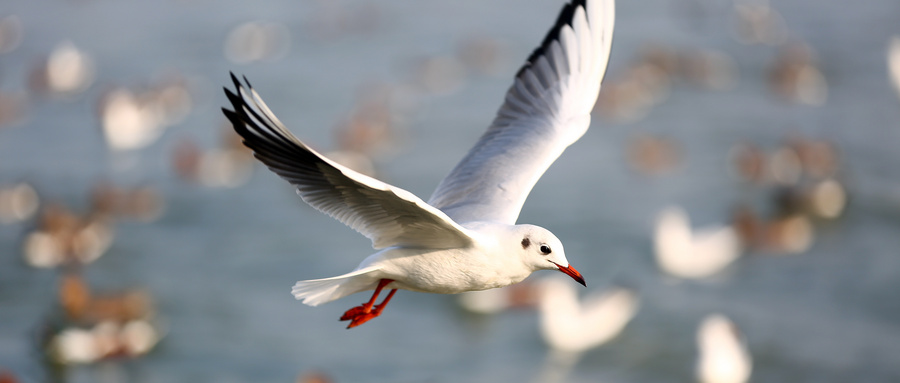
[222,0,615,328]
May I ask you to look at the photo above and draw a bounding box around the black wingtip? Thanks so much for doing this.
[221,107,239,124]
[221,71,307,160]
[222,72,253,143]
[224,72,242,106]
[516,0,589,78]
[223,86,243,113]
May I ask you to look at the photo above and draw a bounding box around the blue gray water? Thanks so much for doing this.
[2,0,900,382]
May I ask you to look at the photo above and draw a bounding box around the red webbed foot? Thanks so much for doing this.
[338,279,397,329]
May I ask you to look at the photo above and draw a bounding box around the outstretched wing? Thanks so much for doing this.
[223,74,473,250]
[428,0,615,224]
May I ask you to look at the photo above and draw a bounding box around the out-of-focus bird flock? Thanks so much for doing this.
[1,0,899,382]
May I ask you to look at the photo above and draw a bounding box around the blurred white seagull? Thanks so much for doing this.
[538,277,639,354]
[696,314,753,383]
[536,276,639,382]
[654,206,742,279]
[223,0,615,328]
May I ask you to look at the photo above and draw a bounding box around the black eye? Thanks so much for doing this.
[540,245,551,255]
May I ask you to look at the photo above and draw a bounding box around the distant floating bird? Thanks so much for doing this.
[806,178,846,219]
[29,41,95,97]
[696,314,752,383]
[534,276,638,383]
[654,206,742,279]
[538,276,639,354]
[48,320,160,365]
[223,0,615,328]
[22,203,114,268]
[48,273,162,365]
[98,88,165,151]
[98,76,193,152]
[731,206,813,255]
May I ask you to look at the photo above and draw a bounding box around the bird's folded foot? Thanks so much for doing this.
[342,299,393,328]
[339,280,397,329]
[340,305,370,321]
[343,310,380,328]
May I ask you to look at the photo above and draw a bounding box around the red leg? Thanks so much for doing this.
[339,279,392,320]
[340,279,396,328]
[346,288,397,328]
[372,289,397,315]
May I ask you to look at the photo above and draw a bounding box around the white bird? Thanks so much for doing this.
[654,206,742,279]
[222,0,615,328]
[534,276,638,383]
[538,276,639,353]
[696,314,753,383]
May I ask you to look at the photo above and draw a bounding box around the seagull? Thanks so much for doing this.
[222,0,615,328]
[654,206,742,279]
[534,276,639,383]
[537,276,639,354]
[696,314,753,383]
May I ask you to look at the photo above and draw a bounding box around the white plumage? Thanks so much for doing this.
[538,276,639,353]
[223,0,615,328]
[696,314,753,383]
[534,276,638,383]
[654,206,743,279]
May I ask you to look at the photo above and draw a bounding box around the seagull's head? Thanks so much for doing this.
[517,225,585,287]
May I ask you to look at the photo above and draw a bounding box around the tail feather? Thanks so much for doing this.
[291,266,382,306]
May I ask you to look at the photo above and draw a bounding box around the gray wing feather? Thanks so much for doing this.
[223,74,473,250]
[428,0,615,224]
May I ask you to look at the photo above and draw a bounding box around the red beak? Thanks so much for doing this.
[552,262,586,287]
